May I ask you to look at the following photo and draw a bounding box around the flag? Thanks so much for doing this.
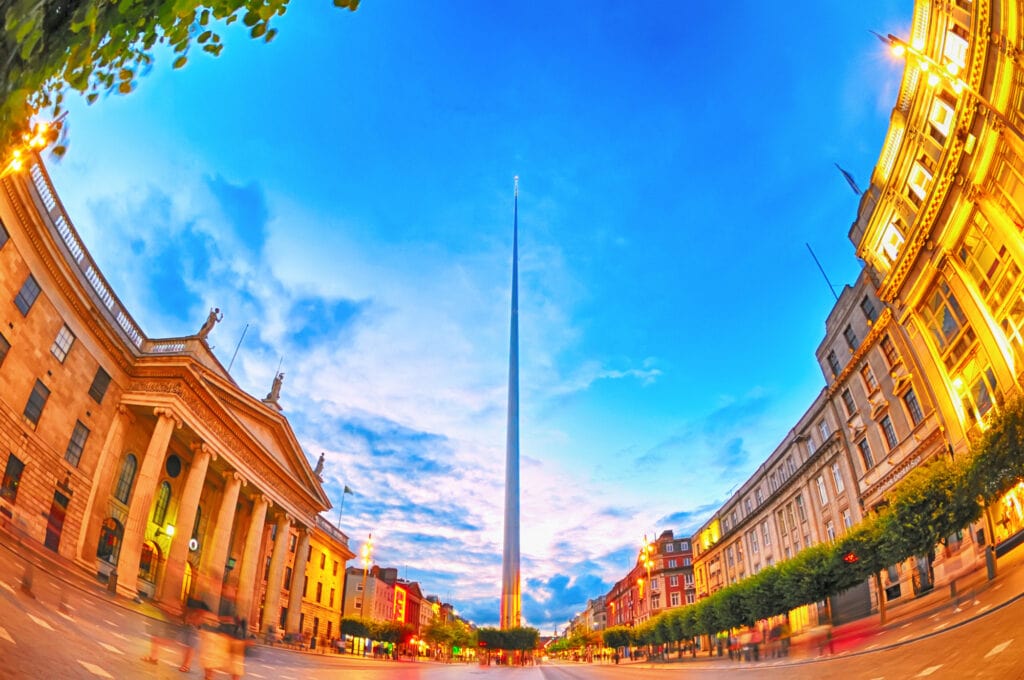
[834,163,862,196]
[343,485,353,494]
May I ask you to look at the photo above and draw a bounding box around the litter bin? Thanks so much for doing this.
[107,569,118,594]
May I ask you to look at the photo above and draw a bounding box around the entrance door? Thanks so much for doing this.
[44,492,69,552]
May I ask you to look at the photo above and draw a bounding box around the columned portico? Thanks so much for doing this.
[76,403,132,567]
[158,441,214,613]
[236,494,270,628]
[197,471,243,613]
[117,407,180,598]
[263,513,292,633]
[285,528,311,634]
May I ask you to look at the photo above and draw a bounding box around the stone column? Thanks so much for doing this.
[75,404,132,567]
[157,442,214,613]
[196,471,243,614]
[235,494,270,628]
[262,513,292,633]
[285,528,311,634]
[117,407,180,599]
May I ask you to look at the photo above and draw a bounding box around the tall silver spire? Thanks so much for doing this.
[500,176,521,629]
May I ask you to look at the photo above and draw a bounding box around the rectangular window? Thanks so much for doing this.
[858,438,875,470]
[755,487,764,505]
[831,462,845,493]
[686,593,695,605]
[860,296,878,323]
[843,508,853,530]
[289,534,296,552]
[881,335,899,367]
[908,161,933,202]
[668,558,677,568]
[284,567,292,589]
[333,560,339,576]
[818,419,831,442]
[880,220,905,262]
[669,575,678,587]
[904,389,924,425]
[778,509,788,535]
[826,521,836,542]
[827,350,842,376]
[89,367,111,404]
[841,389,856,416]
[330,588,336,607]
[50,324,75,363]
[320,552,326,569]
[843,325,858,350]
[929,94,956,143]
[795,494,807,521]
[264,557,271,581]
[922,280,976,370]
[665,543,674,553]
[1,454,25,502]
[14,275,41,316]
[786,456,796,476]
[64,421,90,467]
[762,521,771,546]
[816,476,829,505]
[861,364,878,392]
[303,576,309,597]
[670,592,680,607]
[768,471,778,493]
[682,557,691,566]
[744,498,753,514]
[749,530,759,554]
[880,415,898,449]
[679,541,689,551]
[0,332,10,367]
[316,582,323,602]
[0,219,8,248]
[23,379,50,426]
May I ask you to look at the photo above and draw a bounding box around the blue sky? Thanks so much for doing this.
[44,1,910,632]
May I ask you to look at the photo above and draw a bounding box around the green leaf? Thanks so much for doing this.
[250,22,266,39]
[172,55,187,69]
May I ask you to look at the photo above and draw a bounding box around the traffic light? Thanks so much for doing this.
[843,551,859,564]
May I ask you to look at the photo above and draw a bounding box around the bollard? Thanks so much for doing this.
[107,568,118,594]
[985,545,997,580]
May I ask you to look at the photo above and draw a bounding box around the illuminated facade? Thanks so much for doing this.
[852,0,1024,555]
[602,530,693,628]
[0,157,352,636]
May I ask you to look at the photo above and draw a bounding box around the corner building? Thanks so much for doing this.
[853,0,1024,555]
[0,158,353,634]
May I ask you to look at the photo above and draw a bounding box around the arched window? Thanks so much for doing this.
[152,481,171,526]
[114,454,137,503]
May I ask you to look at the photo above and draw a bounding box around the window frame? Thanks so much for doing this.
[50,324,75,363]
[23,379,50,426]
[65,420,90,467]
[14,275,41,316]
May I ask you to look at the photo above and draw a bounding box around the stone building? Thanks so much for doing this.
[852,0,1024,557]
[0,156,353,636]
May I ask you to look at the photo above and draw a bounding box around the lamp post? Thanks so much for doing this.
[879,31,1024,143]
[638,535,654,621]
[359,533,373,619]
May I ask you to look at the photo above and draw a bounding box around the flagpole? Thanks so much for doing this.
[337,491,345,528]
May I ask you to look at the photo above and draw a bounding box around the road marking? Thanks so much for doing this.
[0,626,13,643]
[77,661,114,678]
[104,619,120,628]
[897,635,911,643]
[28,613,54,630]
[108,631,128,641]
[0,580,12,595]
[979,604,992,613]
[901,623,912,629]
[933,622,949,631]
[865,644,878,650]
[58,611,75,623]
[97,641,123,655]
[916,665,943,676]
[985,640,1013,659]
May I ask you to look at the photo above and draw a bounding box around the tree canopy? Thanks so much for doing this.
[1,0,359,156]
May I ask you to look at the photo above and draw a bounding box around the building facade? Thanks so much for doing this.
[0,157,353,636]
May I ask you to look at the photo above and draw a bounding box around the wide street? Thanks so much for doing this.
[1,527,1024,680]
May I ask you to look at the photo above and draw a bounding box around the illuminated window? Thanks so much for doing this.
[50,324,75,363]
[880,415,898,449]
[879,221,905,263]
[943,27,969,67]
[65,421,90,467]
[957,364,999,425]
[958,216,1024,370]
[929,96,956,141]
[908,161,933,202]
[921,279,975,370]
[841,389,856,416]
[152,481,171,525]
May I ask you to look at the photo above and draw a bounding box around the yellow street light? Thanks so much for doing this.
[359,533,373,619]
[2,119,62,179]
